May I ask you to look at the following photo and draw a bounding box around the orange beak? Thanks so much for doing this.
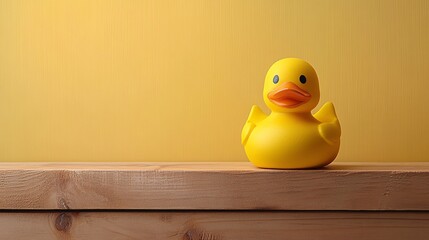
[268,82,311,108]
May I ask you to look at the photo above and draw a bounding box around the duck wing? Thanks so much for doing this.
[241,105,267,145]
[313,102,341,145]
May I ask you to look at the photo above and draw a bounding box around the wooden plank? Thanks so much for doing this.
[1,161,429,170]
[0,211,428,240]
[0,162,428,210]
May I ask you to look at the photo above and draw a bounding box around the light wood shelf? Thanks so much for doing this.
[0,162,428,210]
[0,162,428,239]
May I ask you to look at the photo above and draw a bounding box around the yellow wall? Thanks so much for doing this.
[0,0,428,162]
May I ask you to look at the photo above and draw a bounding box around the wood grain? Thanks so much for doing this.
[0,211,428,240]
[0,162,428,210]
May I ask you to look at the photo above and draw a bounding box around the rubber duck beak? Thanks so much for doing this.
[268,82,311,108]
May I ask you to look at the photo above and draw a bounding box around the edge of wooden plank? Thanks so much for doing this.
[0,162,428,210]
[0,161,429,170]
[1,211,429,240]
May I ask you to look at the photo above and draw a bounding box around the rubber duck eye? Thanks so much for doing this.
[273,75,279,84]
[299,75,307,84]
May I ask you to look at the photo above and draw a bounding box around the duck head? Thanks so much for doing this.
[263,58,320,113]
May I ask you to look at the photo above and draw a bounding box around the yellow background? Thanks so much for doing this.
[0,0,428,162]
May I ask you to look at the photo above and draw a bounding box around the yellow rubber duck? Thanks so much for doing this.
[241,58,341,169]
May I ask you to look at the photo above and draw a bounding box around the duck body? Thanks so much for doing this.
[243,104,340,169]
[242,58,341,169]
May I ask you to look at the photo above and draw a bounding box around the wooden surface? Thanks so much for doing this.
[1,162,428,239]
[0,211,428,240]
[0,162,428,210]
